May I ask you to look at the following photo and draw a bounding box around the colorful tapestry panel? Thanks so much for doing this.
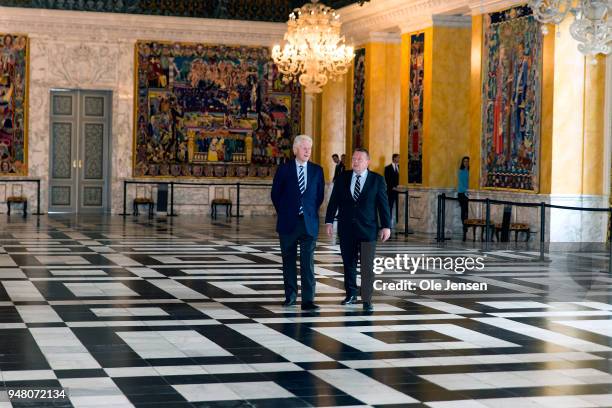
[481,5,542,191]
[0,34,27,176]
[352,48,366,150]
[134,41,301,178]
[408,33,424,184]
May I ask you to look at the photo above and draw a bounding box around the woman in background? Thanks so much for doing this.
[457,156,469,241]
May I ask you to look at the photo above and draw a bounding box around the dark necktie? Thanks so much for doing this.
[298,165,305,214]
[353,174,361,201]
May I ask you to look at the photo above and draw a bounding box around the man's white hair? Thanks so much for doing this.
[293,134,313,150]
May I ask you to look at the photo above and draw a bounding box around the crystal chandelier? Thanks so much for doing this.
[528,0,611,61]
[272,0,355,94]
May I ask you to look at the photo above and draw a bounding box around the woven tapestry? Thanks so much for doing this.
[134,41,301,178]
[481,5,542,191]
[352,47,366,150]
[408,33,424,184]
[0,34,28,176]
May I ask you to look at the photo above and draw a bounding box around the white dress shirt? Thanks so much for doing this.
[350,169,368,198]
[325,169,369,226]
[296,159,307,190]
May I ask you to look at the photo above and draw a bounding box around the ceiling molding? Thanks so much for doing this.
[355,31,402,46]
[341,0,465,35]
[399,15,472,34]
[433,15,472,27]
[0,6,286,46]
[466,0,526,14]
[339,0,526,39]
[0,0,530,46]
[398,17,434,34]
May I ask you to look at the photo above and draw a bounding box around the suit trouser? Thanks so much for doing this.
[278,217,316,303]
[339,236,377,303]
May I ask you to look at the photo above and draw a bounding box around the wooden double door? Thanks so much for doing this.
[48,90,111,213]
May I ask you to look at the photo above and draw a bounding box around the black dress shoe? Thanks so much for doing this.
[301,302,320,311]
[341,295,358,305]
[282,299,296,307]
[362,302,374,312]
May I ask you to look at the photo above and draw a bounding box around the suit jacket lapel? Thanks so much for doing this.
[304,163,315,193]
[289,162,300,195]
[358,171,374,202]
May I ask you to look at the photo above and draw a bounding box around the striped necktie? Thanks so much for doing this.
[353,174,361,201]
[298,165,305,214]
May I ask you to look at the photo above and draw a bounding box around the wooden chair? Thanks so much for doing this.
[493,222,531,242]
[495,205,513,242]
[489,204,531,243]
[7,184,27,218]
[461,199,487,241]
[509,223,531,242]
[491,205,531,243]
[211,198,232,219]
[133,185,154,218]
[464,218,489,241]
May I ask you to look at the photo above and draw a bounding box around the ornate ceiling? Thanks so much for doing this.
[0,0,369,22]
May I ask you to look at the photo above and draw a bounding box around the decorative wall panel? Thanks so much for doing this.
[83,186,102,206]
[408,32,424,184]
[51,186,70,206]
[51,122,72,179]
[0,33,28,175]
[52,95,72,116]
[481,5,542,191]
[84,123,104,180]
[134,40,302,178]
[351,47,366,150]
[84,96,104,117]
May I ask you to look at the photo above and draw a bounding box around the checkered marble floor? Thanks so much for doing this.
[0,215,610,408]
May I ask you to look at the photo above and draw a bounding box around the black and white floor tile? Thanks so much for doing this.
[0,215,610,407]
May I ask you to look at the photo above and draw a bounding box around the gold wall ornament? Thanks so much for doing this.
[272,0,355,94]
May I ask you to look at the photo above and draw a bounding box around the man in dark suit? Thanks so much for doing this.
[271,135,325,311]
[332,153,344,182]
[384,153,400,221]
[325,148,391,312]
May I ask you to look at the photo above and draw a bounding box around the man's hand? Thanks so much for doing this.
[326,224,333,237]
[379,228,391,242]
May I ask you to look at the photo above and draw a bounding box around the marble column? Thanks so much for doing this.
[302,92,323,164]
[360,34,401,175]
[397,18,471,233]
[423,17,471,189]
[320,77,348,182]
[469,14,484,191]
[542,19,608,241]
[400,17,472,190]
